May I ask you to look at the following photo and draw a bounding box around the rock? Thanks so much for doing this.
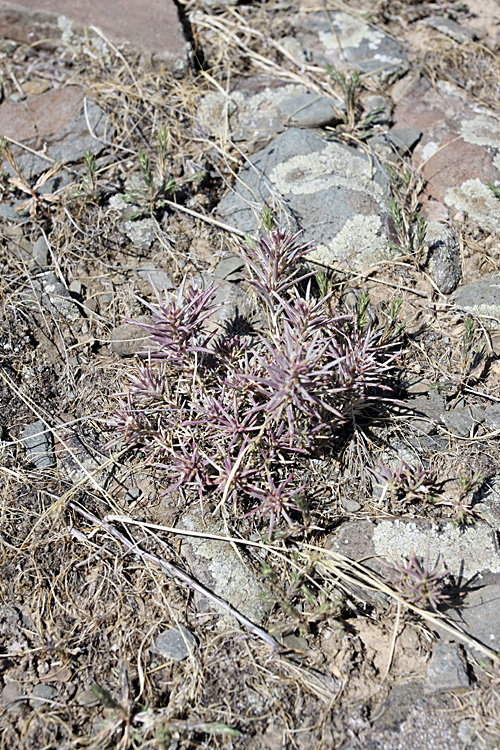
[454,278,500,327]
[76,686,99,706]
[193,272,261,331]
[152,625,197,661]
[25,271,81,322]
[425,222,461,294]
[441,405,484,437]
[123,217,160,249]
[137,265,173,292]
[425,640,470,694]
[217,128,395,270]
[0,86,108,179]
[31,683,58,707]
[408,390,447,435]
[445,583,500,656]
[363,94,392,126]
[424,15,477,44]
[373,681,424,730]
[484,403,500,429]
[1,681,26,715]
[372,519,500,580]
[386,126,422,154]
[293,10,408,84]
[213,254,245,282]
[277,93,343,129]
[0,0,188,74]
[178,510,271,626]
[111,317,153,357]
[21,420,55,470]
[393,77,500,229]
[31,235,49,269]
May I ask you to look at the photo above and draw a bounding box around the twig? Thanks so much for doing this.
[68,501,283,653]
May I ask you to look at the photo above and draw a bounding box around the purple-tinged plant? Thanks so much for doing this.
[245,472,306,540]
[235,228,314,303]
[372,459,435,507]
[385,548,450,611]
[109,226,400,536]
[130,278,222,364]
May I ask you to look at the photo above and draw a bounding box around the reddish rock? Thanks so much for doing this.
[392,77,500,229]
[0,85,107,177]
[0,0,187,73]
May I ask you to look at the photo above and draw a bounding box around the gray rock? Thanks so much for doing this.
[26,272,81,322]
[426,222,461,294]
[424,15,477,44]
[217,128,394,270]
[294,11,408,84]
[21,420,55,470]
[178,510,271,626]
[441,405,484,437]
[213,254,245,282]
[425,640,470,693]
[373,681,424,729]
[31,683,58,707]
[277,93,343,129]
[387,126,422,154]
[152,625,196,661]
[484,403,500,429]
[445,583,500,655]
[193,272,261,331]
[124,217,160,249]
[31,236,49,269]
[76,686,99,706]
[1,681,26,715]
[363,94,392,126]
[137,265,173,292]
[454,278,500,326]
[111,317,153,357]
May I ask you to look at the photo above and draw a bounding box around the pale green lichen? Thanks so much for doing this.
[309,214,389,266]
[269,142,384,201]
[373,520,500,579]
[318,11,384,50]
[444,178,499,231]
[460,115,500,149]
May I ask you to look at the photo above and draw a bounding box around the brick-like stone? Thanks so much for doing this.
[0,0,188,73]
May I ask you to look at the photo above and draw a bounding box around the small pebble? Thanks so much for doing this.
[153,625,197,662]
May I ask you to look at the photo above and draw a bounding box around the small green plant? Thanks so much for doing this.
[487,181,500,199]
[386,165,427,268]
[126,124,203,217]
[327,64,362,131]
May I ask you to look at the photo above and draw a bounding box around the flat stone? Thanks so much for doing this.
[111,317,153,357]
[373,681,424,730]
[445,583,500,655]
[31,683,58,706]
[1,681,25,715]
[441,405,484,437]
[217,128,394,270]
[393,77,500,229]
[152,625,196,662]
[178,510,271,626]
[277,93,343,129]
[21,420,55,469]
[137,266,173,292]
[372,519,500,580]
[454,278,500,327]
[293,10,408,84]
[31,235,49,269]
[26,271,81,322]
[0,0,187,73]
[123,218,160,249]
[424,15,477,44]
[425,222,461,294]
[387,126,422,154]
[425,640,470,694]
[213,255,245,282]
[76,686,99,706]
[484,403,500,429]
[0,86,107,179]
[193,272,262,331]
